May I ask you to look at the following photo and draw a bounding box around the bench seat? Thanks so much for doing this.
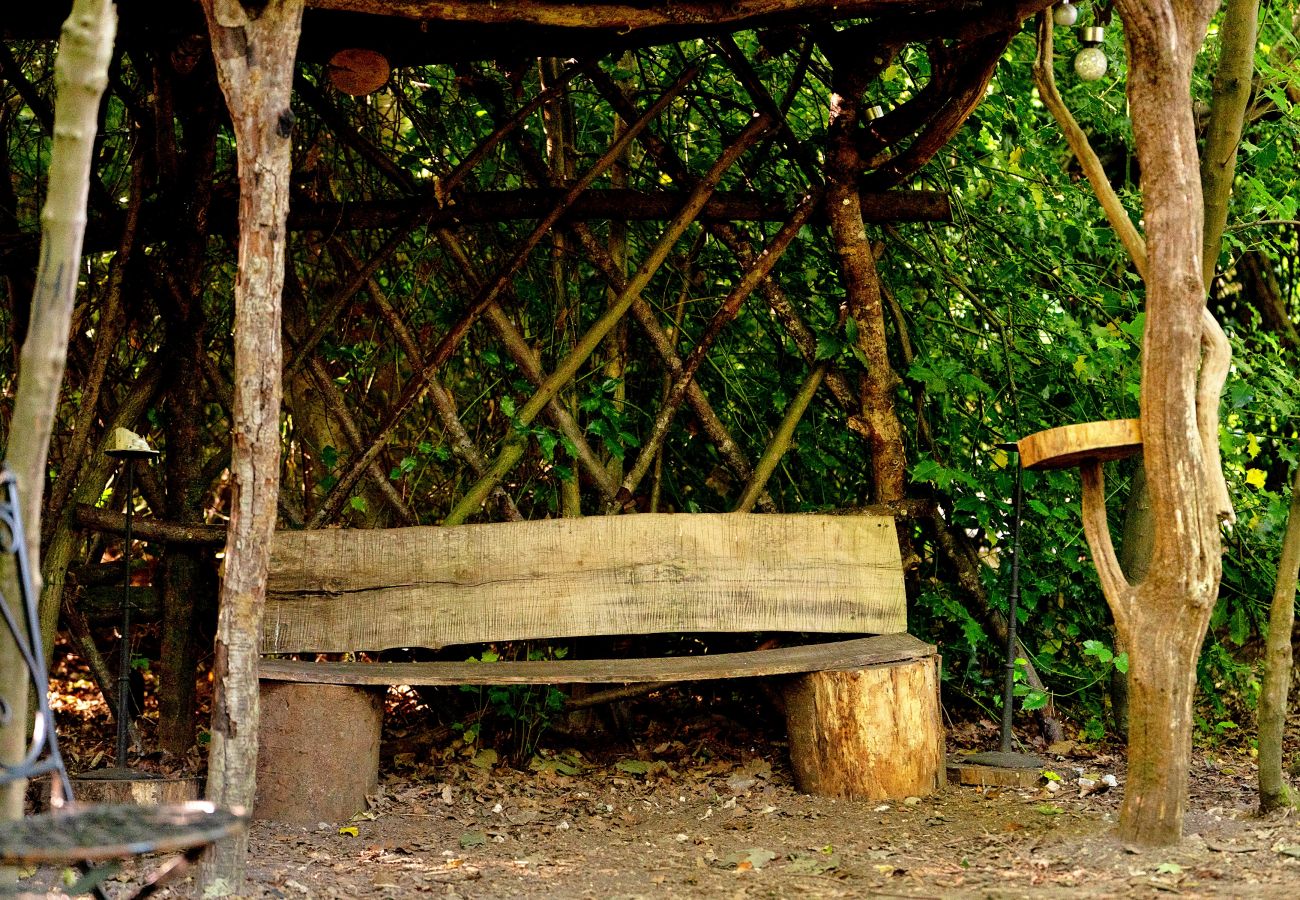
[253,514,942,823]
[258,632,933,686]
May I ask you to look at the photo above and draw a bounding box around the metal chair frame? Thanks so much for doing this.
[1,467,242,898]
[0,467,77,799]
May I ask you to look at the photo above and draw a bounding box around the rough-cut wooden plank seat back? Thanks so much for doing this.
[253,514,942,825]
[261,512,906,653]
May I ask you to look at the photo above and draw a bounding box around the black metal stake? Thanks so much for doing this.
[964,441,1044,770]
[116,459,135,768]
[999,445,1024,755]
[100,438,157,777]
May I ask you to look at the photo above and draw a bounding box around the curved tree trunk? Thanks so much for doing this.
[825,59,907,505]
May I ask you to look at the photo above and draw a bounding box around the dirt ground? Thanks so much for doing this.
[17,683,1300,899]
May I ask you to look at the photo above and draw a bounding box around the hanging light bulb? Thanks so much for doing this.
[1053,2,1079,27]
[1074,26,1108,82]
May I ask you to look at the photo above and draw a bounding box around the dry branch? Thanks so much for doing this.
[617,189,821,506]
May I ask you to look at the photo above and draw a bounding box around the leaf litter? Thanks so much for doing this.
[21,690,1300,897]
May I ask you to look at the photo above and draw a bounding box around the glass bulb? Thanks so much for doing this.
[1053,3,1079,27]
[1074,47,1108,82]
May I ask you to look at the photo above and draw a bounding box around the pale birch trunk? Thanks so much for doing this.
[1,0,115,834]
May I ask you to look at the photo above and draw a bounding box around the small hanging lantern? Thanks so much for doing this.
[864,104,886,121]
[1073,26,1108,82]
[1052,2,1079,27]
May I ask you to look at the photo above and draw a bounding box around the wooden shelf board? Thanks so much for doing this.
[1017,419,1142,471]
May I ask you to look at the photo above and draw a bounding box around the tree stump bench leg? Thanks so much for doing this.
[782,653,943,799]
[255,681,384,824]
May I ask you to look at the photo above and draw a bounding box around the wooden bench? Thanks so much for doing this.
[254,513,942,823]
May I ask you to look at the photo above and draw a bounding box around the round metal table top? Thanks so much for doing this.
[0,801,246,864]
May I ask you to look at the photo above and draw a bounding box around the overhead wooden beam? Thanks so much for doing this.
[0,188,950,258]
[308,0,1042,35]
[7,2,1055,61]
[283,187,952,230]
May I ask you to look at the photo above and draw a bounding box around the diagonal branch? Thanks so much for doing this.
[617,189,821,506]
[326,238,524,520]
[443,113,772,525]
[434,229,619,503]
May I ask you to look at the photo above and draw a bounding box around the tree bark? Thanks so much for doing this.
[1259,461,1300,812]
[826,58,907,505]
[1,0,115,833]
[199,0,303,893]
[1098,0,1227,846]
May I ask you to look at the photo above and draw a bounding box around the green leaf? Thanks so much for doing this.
[1082,639,1113,665]
[1021,689,1049,711]
[815,334,842,361]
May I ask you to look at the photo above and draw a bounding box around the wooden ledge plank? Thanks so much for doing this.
[259,633,934,686]
[1018,419,1142,471]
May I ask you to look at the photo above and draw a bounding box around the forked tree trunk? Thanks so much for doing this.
[199,0,303,893]
[1,0,115,831]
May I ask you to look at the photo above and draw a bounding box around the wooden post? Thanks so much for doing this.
[782,653,943,800]
[200,0,303,893]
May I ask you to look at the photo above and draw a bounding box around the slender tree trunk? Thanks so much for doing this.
[825,61,907,504]
[1,0,115,833]
[541,56,582,517]
[1259,462,1300,812]
[199,0,303,893]
[1200,0,1260,290]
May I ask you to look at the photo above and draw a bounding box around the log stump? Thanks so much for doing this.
[782,653,942,800]
[69,774,201,806]
[256,681,383,824]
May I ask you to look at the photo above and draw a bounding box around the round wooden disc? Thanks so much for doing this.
[327,48,391,96]
[1017,419,1142,471]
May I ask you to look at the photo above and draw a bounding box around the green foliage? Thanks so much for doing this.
[2,3,1296,749]
[460,647,569,760]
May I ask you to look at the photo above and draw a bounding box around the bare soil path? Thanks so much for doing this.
[19,674,1300,898]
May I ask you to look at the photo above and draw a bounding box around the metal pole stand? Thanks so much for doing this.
[953,441,1045,786]
[85,435,158,783]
